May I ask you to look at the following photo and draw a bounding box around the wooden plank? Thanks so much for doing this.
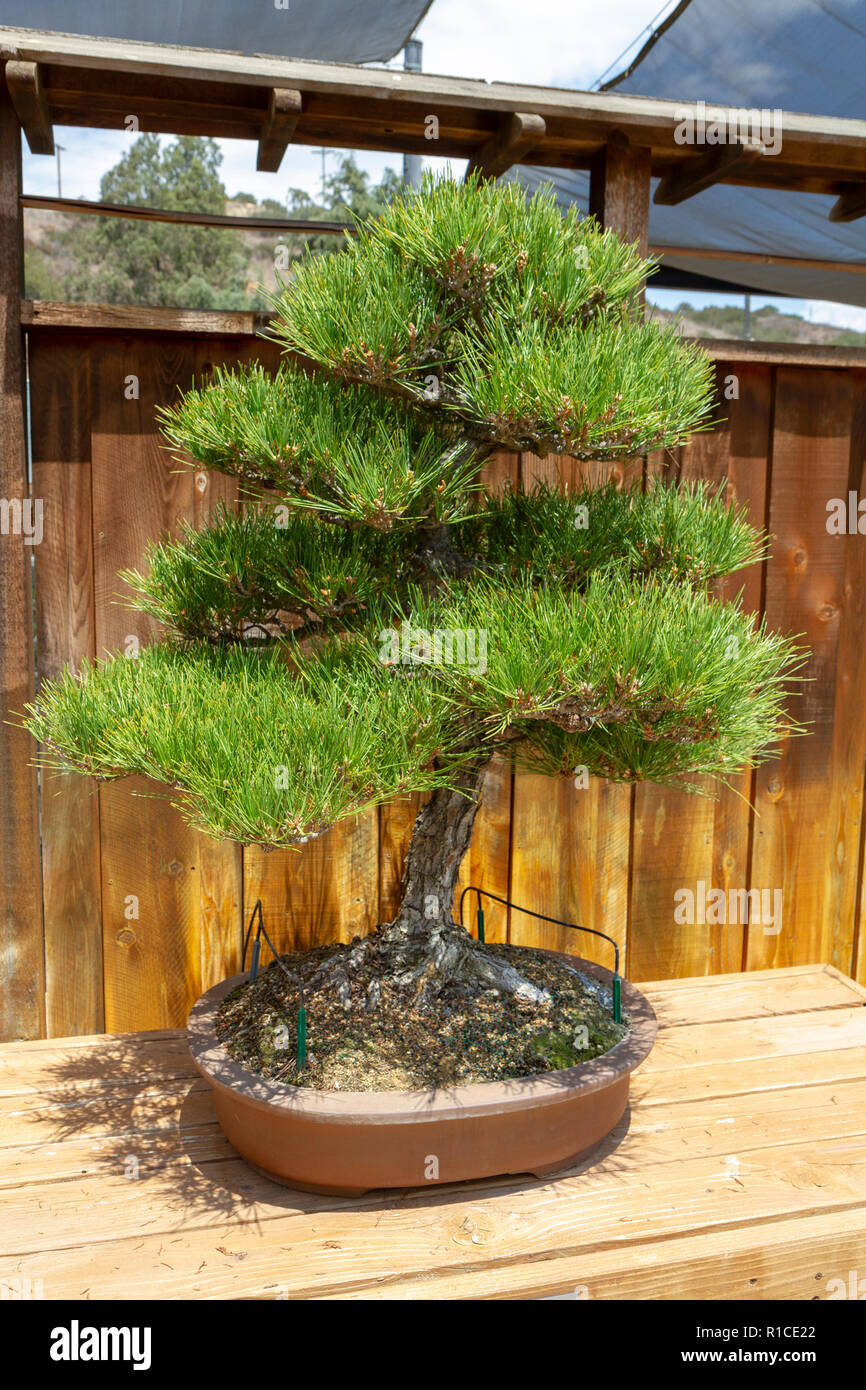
[2,26,865,189]
[829,181,866,223]
[4,60,54,154]
[651,243,866,280]
[22,300,262,336]
[454,760,514,943]
[243,814,380,957]
[1,972,866,1299]
[0,88,44,1041]
[644,962,866,1025]
[823,370,866,980]
[347,1208,866,1300]
[21,193,348,234]
[629,364,772,982]
[589,133,651,255]
[465,112,546,180]
[647,1004,866,1073]
[7,1075,866,1257]
[654,139,767,205]
[747,368,856,972]
[3,1127,865,1298]
[509,453,633,967]
[20,193,345,234]
[88,335,225,1030]
[378,793,425,927]
[29,334,104,1036]
[256,88,302,173]
[22,306,866,371]
[0,1033,195,1097]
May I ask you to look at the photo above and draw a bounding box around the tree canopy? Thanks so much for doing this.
[25,175,803,848]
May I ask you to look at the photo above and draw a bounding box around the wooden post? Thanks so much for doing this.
[0,84,45,1039]
[589,131,651,257]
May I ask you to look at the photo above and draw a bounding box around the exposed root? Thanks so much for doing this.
[306,914,551,1012]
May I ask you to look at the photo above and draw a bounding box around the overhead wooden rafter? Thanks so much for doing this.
[256,87,302,173]
[3,58,54,155]
[0,26,865,203]
[654,138,767,206]
[829,182,866,223]
[465,112,546,180]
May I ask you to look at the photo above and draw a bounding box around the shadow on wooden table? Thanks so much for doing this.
[23,1032,633,1223]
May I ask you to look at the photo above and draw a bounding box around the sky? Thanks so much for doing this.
[19,0,866,331]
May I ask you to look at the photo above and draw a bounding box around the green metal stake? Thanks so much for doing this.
[612,974,622,1024]
[297,1004,307,1069]
[476,906,485,943]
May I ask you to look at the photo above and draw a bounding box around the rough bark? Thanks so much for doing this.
[370,758,550,1007]
[304,757,552,1010]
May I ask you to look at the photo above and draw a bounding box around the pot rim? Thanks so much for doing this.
[188,950,657,1123]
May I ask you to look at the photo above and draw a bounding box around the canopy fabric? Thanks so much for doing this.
[0,1,433,64]
[515,0,866,307]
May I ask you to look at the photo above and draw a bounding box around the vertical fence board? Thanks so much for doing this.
[747,367,855,971]
[379,794,427,926]
[828,370,866,979]
[30,334,104,1035]
[510,773,630,969]
[509,453,634,964]
[91,335,247,1028]
[0,91,44,1040]
[455,760,514,942]
[244,813,380,957]
[629,364,772,980]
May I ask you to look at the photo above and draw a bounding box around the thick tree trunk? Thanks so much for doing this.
[392,759,489,934]
[308,758,551,1009]
[372,760,551,1007]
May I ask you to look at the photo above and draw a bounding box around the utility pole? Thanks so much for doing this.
[312,148,337,205]
[402,39,423,189]
[55,143,65,198]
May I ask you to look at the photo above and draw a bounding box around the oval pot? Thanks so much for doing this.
[188,951,657,1196]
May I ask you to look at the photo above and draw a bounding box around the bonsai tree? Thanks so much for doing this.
[26,176,800,1017]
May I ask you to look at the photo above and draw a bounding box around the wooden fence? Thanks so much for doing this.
[8,307,866,1038]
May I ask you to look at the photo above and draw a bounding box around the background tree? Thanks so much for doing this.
[26,176,802,1007]
[57,135,251,308]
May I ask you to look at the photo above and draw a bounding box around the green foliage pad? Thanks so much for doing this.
[24,175,803,847]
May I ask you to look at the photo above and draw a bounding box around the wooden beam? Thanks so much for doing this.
[0,88,45,1039]
[0,29,865,192]
[256,88,302,173]
[465,112,546,180]
[650,242,866,276]
[654,139,766,206]
[829,182,866,223]
[21,194,351,236]
[20,299,866,368]
[4,60,54,155]
[589,133,651,255]
[20,300,265,336]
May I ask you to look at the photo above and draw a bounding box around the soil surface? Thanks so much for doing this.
[216,938,629,1091]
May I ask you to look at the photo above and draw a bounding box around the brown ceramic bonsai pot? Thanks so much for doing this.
[188,951,657,1196]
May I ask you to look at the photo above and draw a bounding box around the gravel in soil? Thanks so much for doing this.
[216,938,629,1091]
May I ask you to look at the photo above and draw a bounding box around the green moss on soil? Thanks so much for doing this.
[216,939,628,1092]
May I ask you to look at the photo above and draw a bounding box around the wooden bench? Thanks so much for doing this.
[2,963,865,1300]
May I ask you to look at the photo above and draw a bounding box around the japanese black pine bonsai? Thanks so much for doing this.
[26,176,800,1074]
